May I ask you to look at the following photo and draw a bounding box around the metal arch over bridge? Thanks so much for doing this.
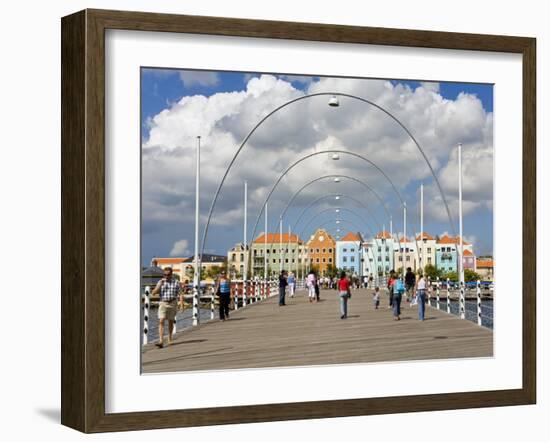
[200,92,457,262]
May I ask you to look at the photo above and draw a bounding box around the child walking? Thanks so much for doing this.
[373,286,380,309]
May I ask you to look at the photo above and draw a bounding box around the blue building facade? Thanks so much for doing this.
[336,232,363,276]
[435,236,458,273]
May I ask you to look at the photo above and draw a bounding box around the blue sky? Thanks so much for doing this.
[141,69,493,265]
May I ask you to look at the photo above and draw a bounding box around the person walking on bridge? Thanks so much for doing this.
[215,270,231,321]
[338,271,352,319]
[151,267,183,348]
[278,270,288,306]
[306,270,317,302]
[405,267,416,304]
[393,276,405,321]
[415,272,427,321]
[387,270,396,308]
[287,271,296,298]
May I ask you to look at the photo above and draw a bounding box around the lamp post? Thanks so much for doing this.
[458,143,465,319]
[420,182,424,273]
[264,202,268,280]
[279,216,283,273]
[243,180,248,304]
[192,136,201,327]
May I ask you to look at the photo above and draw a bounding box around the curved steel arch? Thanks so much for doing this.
[311,219,367,238]
[250,149,404,249]
[297,207,382,252]
[290,193,379,235]
[298,207,374,240]
[200,91,456,261]
[277,174,392,227]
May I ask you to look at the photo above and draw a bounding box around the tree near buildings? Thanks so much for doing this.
[422,264,442,280]
[464,269,482,282]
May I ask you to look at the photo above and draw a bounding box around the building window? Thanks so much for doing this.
[231,253,236,261]
[285,259,288,263]
[329,248,333,253]
[328,258,332,263]
[378,257,381,262]
[322,248,326,253]
[273,249,276,254]
[399,256,403,261]
[343,257,347,262]
[428,257,432,264]
[351,257,355,262]
[406,256,410,262]
[378,247,382,252]
[343,248,347,252]
[316,249,320,253]
[322,258,326,263]
[316,258,320,263]
[273,259,276,264]
[427,248,432,253]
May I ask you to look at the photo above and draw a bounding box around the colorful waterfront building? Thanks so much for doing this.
[476,258,494,280]
[306,229,336,276]
[416,232,437,270]
[394,236,418,273]
[463,249,477,271]
[367,230,395,275]
[336,232,363,276]
[251,233,304,277]
[435,235,472,273]
[227,243,249,279]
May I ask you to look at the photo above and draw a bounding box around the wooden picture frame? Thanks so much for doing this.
[61,8,536,433]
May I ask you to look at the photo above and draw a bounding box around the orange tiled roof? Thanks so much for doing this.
[398,236,412,242]
[253,233,302,244]
[416,232,434,240]
[476,259,494,268]
[463,249,474,256]
[340,231,363,242]
[438,235,471,245]
[155,257,185,264]
[375,230,392,239]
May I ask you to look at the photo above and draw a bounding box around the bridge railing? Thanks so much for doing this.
[141,278,289,345]
[426,278,493,328]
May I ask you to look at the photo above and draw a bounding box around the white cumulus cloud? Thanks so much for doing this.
[169,239,190,257]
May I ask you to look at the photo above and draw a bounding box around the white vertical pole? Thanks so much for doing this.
[233,279,239,311]
[279,217,283,274]
[382,224,386,280]
[192,136,201,327]
[446,277,451,314]
[143,286,150,345]
[243,180,248,307]
[264,203,268,279]
[420,183,424,273]
[403,203,407,279]
[458,143,465,320]
[210,285,215,319]
[436,277,441,310]
[477,279,482,326]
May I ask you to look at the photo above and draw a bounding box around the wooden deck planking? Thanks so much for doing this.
[142,288,493,373]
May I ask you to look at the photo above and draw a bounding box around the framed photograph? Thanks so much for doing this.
[61,9,536,433]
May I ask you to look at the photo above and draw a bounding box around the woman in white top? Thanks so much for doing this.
[306,271,316,302]
[415,273,427,321]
